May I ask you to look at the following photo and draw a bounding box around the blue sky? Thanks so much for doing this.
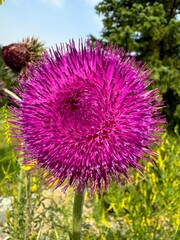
[0,0,103,47]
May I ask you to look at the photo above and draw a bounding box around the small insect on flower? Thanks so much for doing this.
[10,39,165,193]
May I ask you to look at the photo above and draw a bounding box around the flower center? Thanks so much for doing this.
[67,98,78,111]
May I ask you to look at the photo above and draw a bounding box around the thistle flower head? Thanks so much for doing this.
[10,40,165,193]
[2,43,30,71]
[2,37,45,72]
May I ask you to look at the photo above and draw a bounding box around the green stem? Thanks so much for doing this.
[25,171,32,238]
[72,189,85,240]
[15,168,25,237]
[17,168,24,203]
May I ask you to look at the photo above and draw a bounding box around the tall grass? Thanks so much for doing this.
[0,105,18,195]
[89,132,180,239]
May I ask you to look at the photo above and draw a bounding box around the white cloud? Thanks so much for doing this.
[39,0,65,8]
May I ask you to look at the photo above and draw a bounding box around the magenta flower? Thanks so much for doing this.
[11,40,165,193]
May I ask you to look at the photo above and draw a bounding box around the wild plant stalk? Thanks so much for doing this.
[4,91,29,237]
[8,91,25,237]
[14,168,32,239]
[15,167,25,237]
[72,190,84,240]
[25,171,32,238]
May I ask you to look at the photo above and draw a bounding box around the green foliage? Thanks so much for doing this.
[0,0,5,5]
[0,105,18,188]
[4,173,73,240]
[93,0,180,132]
[87,132,180,239]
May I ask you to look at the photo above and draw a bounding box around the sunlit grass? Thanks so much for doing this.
[0,106,18,195]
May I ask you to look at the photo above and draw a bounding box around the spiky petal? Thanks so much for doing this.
[10,40,165,193]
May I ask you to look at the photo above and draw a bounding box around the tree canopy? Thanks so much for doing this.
[93,0,180,132]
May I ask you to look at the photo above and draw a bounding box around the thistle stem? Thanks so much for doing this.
[72,189,84,240]
[25,171,32,238]
[15,167,25,236]
[4,88,22,101]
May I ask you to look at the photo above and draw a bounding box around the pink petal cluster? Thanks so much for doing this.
[11,40,165,192]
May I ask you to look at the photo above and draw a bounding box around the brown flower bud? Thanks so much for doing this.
[2,43,30,71]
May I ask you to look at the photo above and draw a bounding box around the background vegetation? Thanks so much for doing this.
[91,0,180,132]
[0,0,179,239]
